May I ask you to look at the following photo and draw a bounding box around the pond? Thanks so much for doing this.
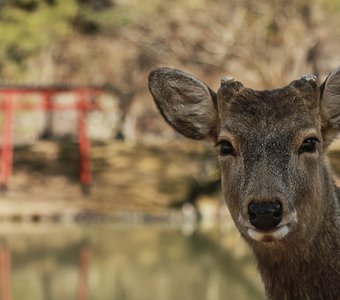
[0,222,264,300]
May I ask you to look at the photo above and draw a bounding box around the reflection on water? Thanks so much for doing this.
[0,223,264,300]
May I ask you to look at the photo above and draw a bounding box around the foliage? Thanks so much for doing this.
[0,0,76,78]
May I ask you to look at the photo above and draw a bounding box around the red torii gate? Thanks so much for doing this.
[0,85,104,193]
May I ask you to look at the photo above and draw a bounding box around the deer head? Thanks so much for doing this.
[149,67,340,246]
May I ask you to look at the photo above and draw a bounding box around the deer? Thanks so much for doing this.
[148,67,340,300]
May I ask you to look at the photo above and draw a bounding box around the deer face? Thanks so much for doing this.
[148,67,340,245]
[216,79,325,243]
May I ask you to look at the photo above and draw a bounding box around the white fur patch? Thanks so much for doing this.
[247,225,290,242]
[300,74,317,82]
[221,76,235,84]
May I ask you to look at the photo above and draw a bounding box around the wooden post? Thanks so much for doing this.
[0,248,11,300]
[0,92,14,191]
[77,247,91,300]
[77,91,91,195]
[41,91,54,139]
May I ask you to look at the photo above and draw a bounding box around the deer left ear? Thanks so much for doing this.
[320,67,340,147]
[148,67,218,140]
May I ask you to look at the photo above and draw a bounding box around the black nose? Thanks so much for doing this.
[248,200,282,230]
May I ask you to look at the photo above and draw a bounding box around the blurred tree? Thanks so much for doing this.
[0,0,338,139]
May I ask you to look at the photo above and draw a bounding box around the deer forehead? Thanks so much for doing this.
[217,83,321,134]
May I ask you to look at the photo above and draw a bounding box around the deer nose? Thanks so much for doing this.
[248,200,282,230]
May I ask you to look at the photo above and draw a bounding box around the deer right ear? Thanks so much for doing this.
[320,67,340,146]
[148,67,218,140]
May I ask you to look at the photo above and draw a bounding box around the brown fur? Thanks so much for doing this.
[149,67,340,299]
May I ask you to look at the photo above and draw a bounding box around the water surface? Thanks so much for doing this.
[0,223,264,300]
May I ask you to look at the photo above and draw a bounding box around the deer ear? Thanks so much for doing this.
[148,67,218,140]
[320,67,340,146]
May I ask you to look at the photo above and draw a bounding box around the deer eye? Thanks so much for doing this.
[299,137,319,154]
[218,140,236,156]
